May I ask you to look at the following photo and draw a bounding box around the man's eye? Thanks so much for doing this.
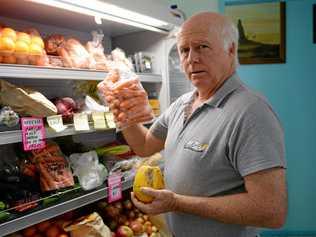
[199,45,209,49]
[180,48,189,55]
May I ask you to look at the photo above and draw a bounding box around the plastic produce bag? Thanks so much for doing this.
[0,106,19,127]
[86,31,109,71]
[31,142,75,192]
[97,49,154,129]
[69,151,108,190]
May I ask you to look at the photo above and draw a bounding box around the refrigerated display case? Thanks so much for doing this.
[0,0,182,236]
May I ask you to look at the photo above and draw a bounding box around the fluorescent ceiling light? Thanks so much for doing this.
[27,0,170,33]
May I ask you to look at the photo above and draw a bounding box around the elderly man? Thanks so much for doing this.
[100,12,287,237]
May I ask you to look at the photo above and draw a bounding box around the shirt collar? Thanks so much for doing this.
[182,73,243,108]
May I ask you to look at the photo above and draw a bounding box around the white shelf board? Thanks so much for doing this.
[0,64,162,83]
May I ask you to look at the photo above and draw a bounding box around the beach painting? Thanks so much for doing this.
[224,1,285,64]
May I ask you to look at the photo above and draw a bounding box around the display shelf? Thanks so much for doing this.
[0,123,116,145]
[0,64,162,83]
[0,177,133,236]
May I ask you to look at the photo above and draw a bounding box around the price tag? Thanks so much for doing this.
[47,115,66,132]
[73,113,90,131]
[21,117,46,151]
[107,172,122,203]
[92,112,106,129]
[105,112,116,128]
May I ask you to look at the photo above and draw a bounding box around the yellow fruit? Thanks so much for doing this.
[17,32,31,44]
[1,27,16,41]
[31,36,44,48]
[29,43,43,55]
[133,165,164,203]
[0,36,15,52]
[15,40,30,53]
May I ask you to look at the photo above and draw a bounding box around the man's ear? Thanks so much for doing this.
[229,42,236,58]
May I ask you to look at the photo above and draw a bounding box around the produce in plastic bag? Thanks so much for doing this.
[97,49,154,129]
[86,31,109,71]
[31,142,74,192]
[69,151,108,190]
[64,212,112,237]
[0,106,19,127]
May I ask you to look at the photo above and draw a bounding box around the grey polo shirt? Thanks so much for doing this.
[149,73,286,237]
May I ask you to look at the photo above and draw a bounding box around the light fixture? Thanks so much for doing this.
[94,16,102,25]
[27,0,171,33]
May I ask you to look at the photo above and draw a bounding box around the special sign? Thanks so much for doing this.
[21,117,46,151]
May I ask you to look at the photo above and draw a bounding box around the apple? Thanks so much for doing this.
[127,210,136,220]
[135,217,144,224]
[111,232,117,237]
[114,202,123,213]
[150,233,161,237]
[123,199,133,210]
[116,225,134,237]
[129,220,144,235]
[143,214,149,221]
[118,215,128,225]
[151,226,158,233]
[106,204,120,218]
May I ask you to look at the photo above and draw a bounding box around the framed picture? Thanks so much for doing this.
[224,1,286,64]
[313,4,316,43]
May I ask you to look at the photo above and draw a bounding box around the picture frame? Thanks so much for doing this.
[224,1,286,64]
[313,4,316,43]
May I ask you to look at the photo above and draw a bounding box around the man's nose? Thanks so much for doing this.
[188,49,200,63]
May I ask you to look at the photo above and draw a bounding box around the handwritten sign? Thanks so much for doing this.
[47,115,66,132]
[21,117,46,151]
[92,112,106,130]
[73,113,90,131]
[105,112,116,128]
[107,172,122,203]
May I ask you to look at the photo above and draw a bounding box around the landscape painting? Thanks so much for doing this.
[225,1,285,64]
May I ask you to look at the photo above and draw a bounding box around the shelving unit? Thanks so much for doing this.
[0,177,134,236]
[0,0,174,235]
[0,123,116,145]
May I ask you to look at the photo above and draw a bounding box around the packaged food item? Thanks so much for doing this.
[0,79,57,117]
[58,38,96,69]
[31,142,74,192]
[86,31,109,71]
[69,151,108,191]
[0,106,19,127]
[97,49,154,129]
[44,34,65,55]
[64,212,112,237]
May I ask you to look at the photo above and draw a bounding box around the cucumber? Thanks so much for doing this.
[95,145,130,156]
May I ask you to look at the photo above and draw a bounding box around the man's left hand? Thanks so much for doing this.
[131,188,177,215]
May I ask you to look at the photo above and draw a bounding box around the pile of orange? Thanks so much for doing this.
[0,27,44,55]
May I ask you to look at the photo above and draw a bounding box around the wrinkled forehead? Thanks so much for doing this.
[176,25,221,46]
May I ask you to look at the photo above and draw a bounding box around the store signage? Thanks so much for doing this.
[47,114,66,132]
[107,172,122,203]
[21,117,46,151]
[73,113,90,131]
[92,112,107,129]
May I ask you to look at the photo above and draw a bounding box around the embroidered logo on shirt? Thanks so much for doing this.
[184,140,209,152]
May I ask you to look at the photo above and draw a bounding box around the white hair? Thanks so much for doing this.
[221,18,239,67]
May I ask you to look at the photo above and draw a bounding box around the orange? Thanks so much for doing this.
[46,225,61,237]
[22,226,37,237]
[15,40,29,53]
[31,36,44,48]
[17,32,31,44]
[29,43,43,55]
[2,55,16,64]
[0,36,15,52]
[1,27,16,41]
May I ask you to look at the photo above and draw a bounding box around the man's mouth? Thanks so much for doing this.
[191,70,205,75]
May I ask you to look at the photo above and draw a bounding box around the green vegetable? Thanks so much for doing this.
[0,211,10,221]
[0,201,7,211]
[95,145,130,156]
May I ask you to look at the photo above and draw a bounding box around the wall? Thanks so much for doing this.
[166,0,316,235]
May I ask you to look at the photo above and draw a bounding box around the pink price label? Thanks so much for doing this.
[21,117,46,151]
[107,172,122,203]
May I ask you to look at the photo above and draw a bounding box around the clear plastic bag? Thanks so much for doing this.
[97,49,154,129]
[69,151,108,190]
